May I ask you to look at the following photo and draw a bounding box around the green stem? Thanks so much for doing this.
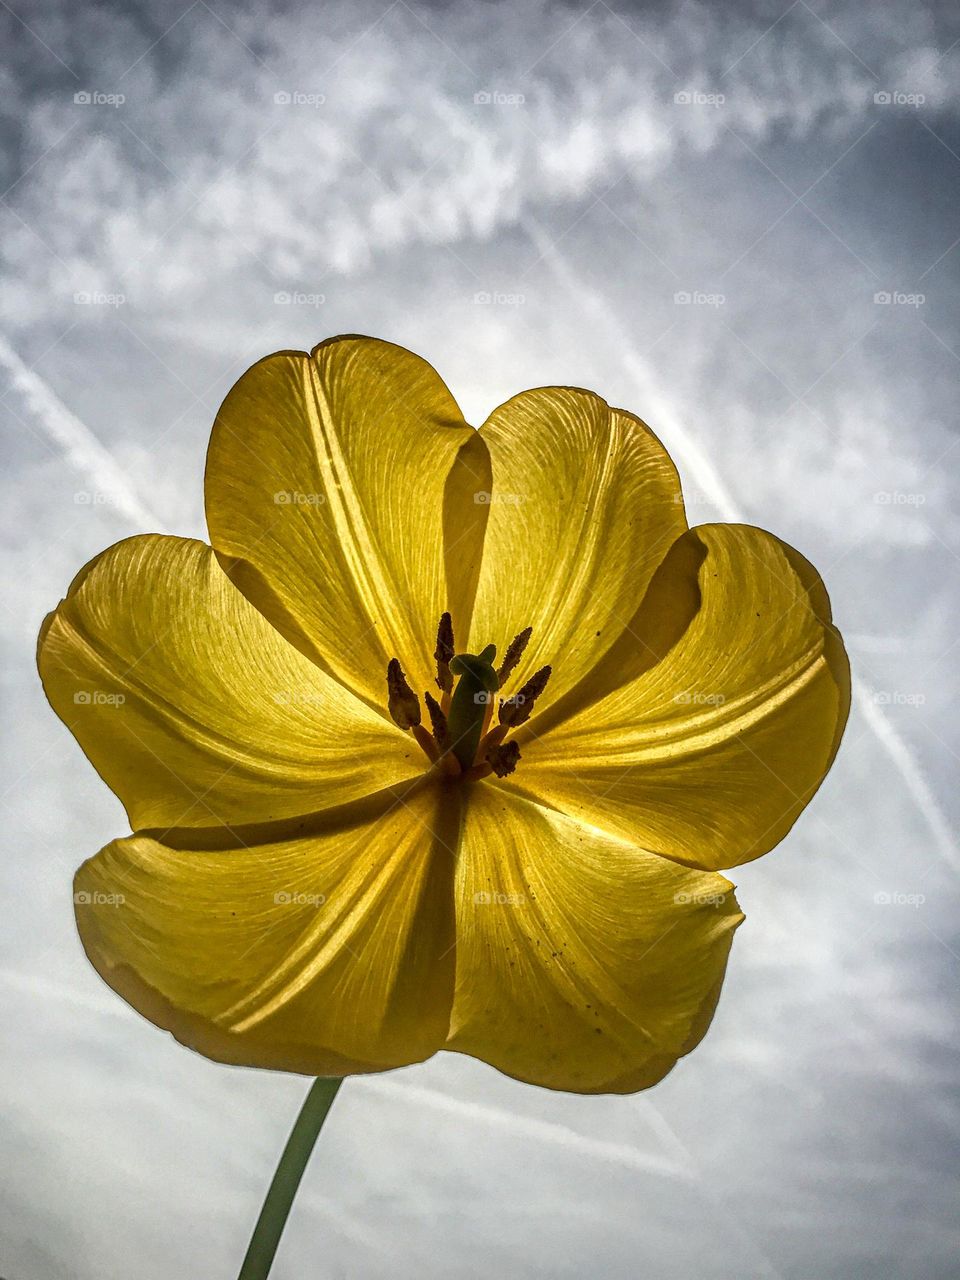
[238,1077,342,1280]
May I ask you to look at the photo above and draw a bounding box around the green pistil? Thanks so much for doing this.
[447,644,499,771]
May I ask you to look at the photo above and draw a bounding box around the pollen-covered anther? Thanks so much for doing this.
[485,740,521,778]
[496,626,532,686]
[424,691,451,752]
[424,691,460,776]
[434,612,455,695]
[498,664,552,728]
[386,658,421,729]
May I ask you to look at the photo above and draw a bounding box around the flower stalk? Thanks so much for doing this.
[238,1077,342,1280]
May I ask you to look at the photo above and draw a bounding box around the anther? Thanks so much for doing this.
[423,690,451,752]
[497,626,532,686]
[386,658,421,729]
[498,665,552,728]
[485,740,521,778]
[434,612,455,694]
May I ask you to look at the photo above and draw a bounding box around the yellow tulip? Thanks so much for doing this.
[38,335,849,1094]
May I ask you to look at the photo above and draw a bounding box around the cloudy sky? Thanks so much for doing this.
[2,0,959,1276]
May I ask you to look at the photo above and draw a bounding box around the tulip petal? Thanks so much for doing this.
[205,336,491,709]
[447,786,742,1093]
[468,389,686,710]
[74,783,458,1073]
[39,535,419,831]
[509,524,851,870]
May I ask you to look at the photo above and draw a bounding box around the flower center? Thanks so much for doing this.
[385,614,551,781]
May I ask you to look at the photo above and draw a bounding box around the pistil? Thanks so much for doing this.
[445,644,500,772]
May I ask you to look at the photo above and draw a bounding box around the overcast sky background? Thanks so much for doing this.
[2,0,959,1277]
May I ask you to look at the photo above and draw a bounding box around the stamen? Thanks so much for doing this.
[498,664,552,728]
[386,658,421,729]
[497,626,532,686]
[485,740,521,778]
[412,723,440,763]
[423,690,451,752]
[477,722,507,757]
[434,612,455,694]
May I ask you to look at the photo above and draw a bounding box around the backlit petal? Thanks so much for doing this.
[468,388,686,710]
[447,786,742,1093]
[74,783,457,1074]
[509,524,850,870]
[39,536,418,831]
[205,336,490,708]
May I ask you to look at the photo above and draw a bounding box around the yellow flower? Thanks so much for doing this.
[38,336,849,1094]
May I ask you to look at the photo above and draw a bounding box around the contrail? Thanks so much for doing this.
[521,216,958,872]
[355,1075,690,1180]
[638,1097,787,1280]
[0,334,169,533]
